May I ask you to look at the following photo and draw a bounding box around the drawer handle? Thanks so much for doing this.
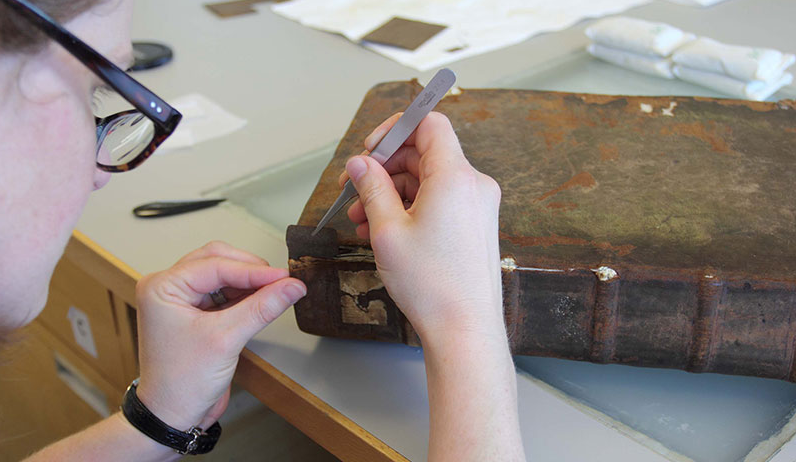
[67,306,99,358]
[53,351,110,418]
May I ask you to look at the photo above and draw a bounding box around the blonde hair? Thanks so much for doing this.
[0,0,103,52]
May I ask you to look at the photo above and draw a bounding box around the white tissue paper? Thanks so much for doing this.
[585,17,694,57]
[271,0,655,71]
[156,94,247,155]
[673,65,794,101]
[673,37,796,83]
[587,43,674,78]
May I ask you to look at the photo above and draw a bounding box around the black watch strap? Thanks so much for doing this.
[121,379,222,455]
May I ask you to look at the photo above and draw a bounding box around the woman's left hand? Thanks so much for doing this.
[133,241,306,432]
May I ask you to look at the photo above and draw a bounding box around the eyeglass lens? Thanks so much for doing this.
[96,113,156,167]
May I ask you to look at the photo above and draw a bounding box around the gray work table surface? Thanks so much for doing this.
[75,1,796,460]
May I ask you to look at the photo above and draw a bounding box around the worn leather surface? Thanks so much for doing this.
[300,81,796,279]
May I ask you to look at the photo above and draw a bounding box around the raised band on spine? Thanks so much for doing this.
[590,272,620,363]
[687,274,723,372]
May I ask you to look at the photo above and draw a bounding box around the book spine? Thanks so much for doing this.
[504,258,796,382]
[288,227,796,383]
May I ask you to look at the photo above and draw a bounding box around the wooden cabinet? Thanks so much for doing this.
[0,231,402,461]
[37,258,138,390]
[0,234,139,460]
[0,323,108,461]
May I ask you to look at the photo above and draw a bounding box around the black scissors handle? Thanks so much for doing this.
[132,199,226,218]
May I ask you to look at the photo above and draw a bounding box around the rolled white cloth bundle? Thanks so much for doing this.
[585,17,795,100]
[585,17,695,57]
[673,37,796,83]
[673,65,794,101]
[587,43,675,78]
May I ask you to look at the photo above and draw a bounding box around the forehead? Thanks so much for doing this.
[63,0,135,69]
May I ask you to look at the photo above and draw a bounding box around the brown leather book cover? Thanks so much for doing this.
[288,80,796,381]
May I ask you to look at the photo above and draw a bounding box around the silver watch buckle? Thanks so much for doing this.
[179,426,203,455]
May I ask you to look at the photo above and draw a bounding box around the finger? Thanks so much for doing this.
[340,111,409,188]
[347,199,366,225]
[175,241,270,267]
[343,145,421,190]
[347,172,419,224]
[221,277,307,341]
[393,172,421,202]
[338,150,369,187]
[412,112,469,178]
[339,111,408,189]
[365,113,466,183]
[217,287,254,302]
[382,145,421,178]
[198,287,257,311]
[169,258,289,306]
[387,111,450,147]
[345,156,407,230]
[364,113,402,151]
[372,112,466,170]
[356,222,370,240]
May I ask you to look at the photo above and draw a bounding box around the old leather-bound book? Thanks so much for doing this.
[287,80,796,382]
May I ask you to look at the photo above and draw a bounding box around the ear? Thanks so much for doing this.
[17,45,70,104]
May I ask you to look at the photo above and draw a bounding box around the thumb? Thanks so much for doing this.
[346,156,405,229]
[220,277,306,343]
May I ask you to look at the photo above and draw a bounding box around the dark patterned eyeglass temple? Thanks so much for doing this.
[3,0,182,172]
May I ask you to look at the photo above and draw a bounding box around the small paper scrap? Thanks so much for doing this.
[361,17,446,51]
[157,93,247,155]
[205,0,270,18]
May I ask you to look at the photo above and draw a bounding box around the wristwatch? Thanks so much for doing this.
[121,378,222,455]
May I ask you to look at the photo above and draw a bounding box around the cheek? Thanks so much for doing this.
[0,98,98,329]
[8,95,97,234]
[46,103,98,225]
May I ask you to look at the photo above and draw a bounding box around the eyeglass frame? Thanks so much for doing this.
[4,0,182,172]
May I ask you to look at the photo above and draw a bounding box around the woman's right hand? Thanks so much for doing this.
[340,112,505,341]
[343,113,525,461]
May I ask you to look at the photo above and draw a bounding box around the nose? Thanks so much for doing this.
[93,167,111,190]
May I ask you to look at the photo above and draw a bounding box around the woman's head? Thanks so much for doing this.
[0,0,133,329]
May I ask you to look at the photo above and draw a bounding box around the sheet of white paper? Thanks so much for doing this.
[156,93,247,155]
[272,0,654,71]
[664,0,728,6]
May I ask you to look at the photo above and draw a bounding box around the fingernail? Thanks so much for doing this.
[346,157,368,182]
[364,134,378,151]
[283,283,307,304]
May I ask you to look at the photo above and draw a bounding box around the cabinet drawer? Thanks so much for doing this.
[0,322,117,460]
[38,258,130,388]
